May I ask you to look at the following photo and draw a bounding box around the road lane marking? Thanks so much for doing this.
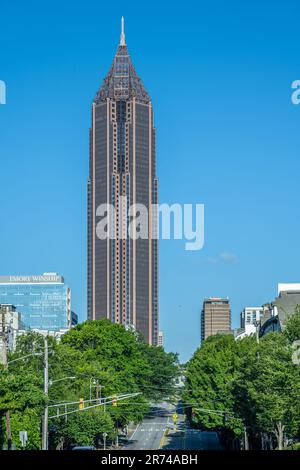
[128,423,140,441]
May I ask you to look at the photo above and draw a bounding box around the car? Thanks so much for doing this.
[72,446,96,451]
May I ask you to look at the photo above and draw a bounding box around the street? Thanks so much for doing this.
[124,403,170,450]
[124,403,222,451]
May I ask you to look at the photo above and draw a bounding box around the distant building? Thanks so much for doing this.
[240,307,264,329]
[0,274,75,332]
[71,311,78,327]
[201,297,231,342]
[233,307,265,340]
[275,283,300,321]
[158,331,164,347]
[0,304,24,361]
[234,324,256,340]
[17,328,74,341]
[260,283,300,337]
[259,315,281,337]
[277,283,300,296]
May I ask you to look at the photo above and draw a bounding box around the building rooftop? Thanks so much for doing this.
[203,297,230,303]
[278,283,300,295]
[0,274,64,284]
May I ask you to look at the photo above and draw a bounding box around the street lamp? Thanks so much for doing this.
[49,376,76,386]
[90,378,97,401]
[7,352,43,365]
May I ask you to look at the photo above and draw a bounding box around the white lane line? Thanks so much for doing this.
[128,423,140,441]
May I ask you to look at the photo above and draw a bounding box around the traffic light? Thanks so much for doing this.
[79,398,85,410]
[172,413,178,425]
[112,395,117,407]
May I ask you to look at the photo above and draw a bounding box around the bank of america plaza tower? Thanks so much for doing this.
[87,18,159,345]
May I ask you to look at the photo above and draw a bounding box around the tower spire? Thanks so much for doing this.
[120,16,126,46]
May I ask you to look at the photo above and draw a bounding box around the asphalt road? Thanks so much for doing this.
[124,403,171,450]
[163,427,221,450]
[163,408,221,450]
[124,402,222,451]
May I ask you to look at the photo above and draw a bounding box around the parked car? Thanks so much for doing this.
[72,446,96,451]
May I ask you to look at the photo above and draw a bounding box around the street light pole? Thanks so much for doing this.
[96,382,104,404]
[255,320,260,345]
[244,426,249,450]
[1,311,12,450]
[90,378,103,403]
[254,320,260,360]
[103,432,107,450]
[42,337,49,450]
[90,378,96,401]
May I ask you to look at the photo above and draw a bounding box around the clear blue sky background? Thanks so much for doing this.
[1,0,300,362]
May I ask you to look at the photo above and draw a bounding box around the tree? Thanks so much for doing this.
[10,409,41,450]
[234,333,300,449]
[284,307,300,344]
[52,410,115,449]
[136,342,179,401]
[0,319,179,449]
[184,328,300,450]
[183,334,254,438]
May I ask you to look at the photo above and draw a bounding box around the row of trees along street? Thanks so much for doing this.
[183,310,300,450]
[0,319,179,449]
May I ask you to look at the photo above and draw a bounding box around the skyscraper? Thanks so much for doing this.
[201,297,231,342]
[87,18,159,345]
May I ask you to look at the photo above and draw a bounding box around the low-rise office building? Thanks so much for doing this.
[0,273,77,332]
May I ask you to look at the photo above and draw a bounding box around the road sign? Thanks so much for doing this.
[19,431,28,448]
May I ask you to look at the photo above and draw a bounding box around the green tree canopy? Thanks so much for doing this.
[0,319,179,449]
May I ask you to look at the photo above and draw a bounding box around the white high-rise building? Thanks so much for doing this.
[240,307,264,329]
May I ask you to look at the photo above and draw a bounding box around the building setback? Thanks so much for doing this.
[201,297,231,342]
[87,19,159,345]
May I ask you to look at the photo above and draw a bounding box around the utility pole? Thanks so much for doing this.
[1,309,12,450]
[103,432,107,450]
[244,427,249,450]
[255,320,260,360]
[255,321,260,345]
[42,337,49,450]
[96,381,104,404]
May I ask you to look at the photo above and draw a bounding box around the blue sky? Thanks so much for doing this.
[1,0,300,362]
